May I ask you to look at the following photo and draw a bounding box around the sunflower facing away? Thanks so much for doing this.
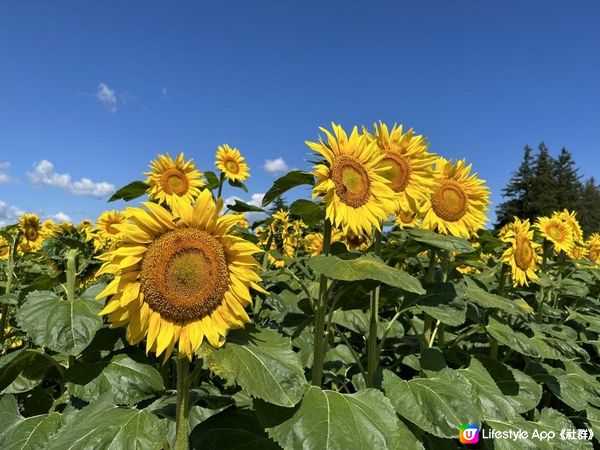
[145,153,205,208]
[307,123,396,235]
[536,215,574,253]
[421,158,490,238]
[500,218,541,286]
[96,190,264,359]
[215,144,250,182]
[368,122,436,213]
[18,213,44,252]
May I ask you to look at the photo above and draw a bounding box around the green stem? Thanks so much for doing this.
[65,249,78,302]
[1,232,20,346]
[175,357,190,450]
[261,231,274,270]
[537,240,551,322]
[366,229,383,387]
[428,320,441,348]
[311,219,332,386]
[421,249,436,350]
[216,172,226,199]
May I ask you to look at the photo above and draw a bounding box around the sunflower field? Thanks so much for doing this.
[2,123,600,450]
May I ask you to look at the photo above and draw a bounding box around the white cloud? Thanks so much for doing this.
[0,162,14,184]
[249,193,264,206]
[96,82,118,113]
[0,200,25,226]
[224,193,266,224]
[161,87,168,99]
[50,212,71,223]
[27,160,115,198]
[264,157,288,175]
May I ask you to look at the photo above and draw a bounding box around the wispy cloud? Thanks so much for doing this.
[161,87,168,100]
[264,157,289,175]
[96,82,118,113]
[225,193,266,224]
[0,162,14,184]
[49,211,71,223]
[27,160,115,198]
[0,200,25,226]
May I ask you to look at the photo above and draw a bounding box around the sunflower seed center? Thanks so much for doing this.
[431,180,468,222]
[161,168,190,196]
[382,153,411,193]
[331,155,371,208]
[515,234,534,270]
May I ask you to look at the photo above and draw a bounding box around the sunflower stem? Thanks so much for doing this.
[175,356,190,450]
[216,172,226,199]
[0,232,20,346]
[311,219,332,387]
[537,240,551,322]
[366,229,382,387]
[65,249,79,302]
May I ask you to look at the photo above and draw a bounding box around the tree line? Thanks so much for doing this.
[496,142,600,236]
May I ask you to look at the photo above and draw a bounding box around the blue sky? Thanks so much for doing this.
[1,1,599,225]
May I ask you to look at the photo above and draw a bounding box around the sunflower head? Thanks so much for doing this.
[96,210,126,243]
[395,208,421,229]
[536,216,574,253]
[145,153,205,208]
[304,232,324,256]
[215,144,250,182]
[421,158,490,238]
[96,190,264,360]
[555,209,583,243]
[0,236,9,260]
[568,243,588,260]
[19,214,41,243]
[307,123,395,235]
[587,233,600,264]
[368,122,436,212]
[500,217,541,286]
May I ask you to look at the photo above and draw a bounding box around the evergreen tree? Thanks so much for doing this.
[269,197,289,215]
[529,142,557,217]
[553,147,582,211]
[495,145,535,227]
[580,177,600,236]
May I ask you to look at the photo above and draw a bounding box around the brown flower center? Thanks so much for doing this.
[225,159,240,174]
[515,234,534,271]
[431,180,468,222]
[160,168,189,196]
[140,228,229,323]
[548,225,563,241]
[331,155,371,208]
[382,153,411,193]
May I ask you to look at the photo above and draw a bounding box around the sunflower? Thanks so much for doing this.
[395,208,421,229]
[342,230,371,251]
[500,218,541,286]
[0,236,9,260]
[96,190,264,359]
[308,123,396,235]
[536,216,574,253]
[421,158,490,238]
[368,122,436,213]
[18,213,44,252]
[556,209,583,243]
[146,153,205,208]
[568,243,588,261]
[96,210,126,242]
[215,144,250,182]
[304,232,324,256]
[588,233,600,264]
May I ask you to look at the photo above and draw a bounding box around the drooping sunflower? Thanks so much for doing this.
[18,213,44,252]
[145,153,205,208]
[96,210,126,242]
[500,218,542,286]
[368,122,436,213]
[308,123,396,235]
[215,144,250,182]
[421,158,490,238]
[536,215,574,253]
[96,190,264,359]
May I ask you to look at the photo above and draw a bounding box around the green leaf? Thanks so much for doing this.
[462,278,530,317]
[108,180,148,202]
[0,293,18,305]
[0,396,63,450]
[308,254,425,294]
[199,326,308,407]
[228,178,249,193]
[0,349,61,392]
[262,171,315,207]
[46,398,168,450]
[410,282,466,326]
[204,171,220,190]
[289,199,322,226]
[226,200,266,213]
[258,386,413,450]
[16,291,103,356]
[477,356,542,413]
[190,408,280,450]
[405,228,475,253]
[65,354,165,405]
[382,369,479,438]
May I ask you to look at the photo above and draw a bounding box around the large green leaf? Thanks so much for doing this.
[108,180,148,202]
[462,278,531,317]
[190,408,280,450]
[16,291,103,355]
[308,254,425,294]
[0,349,61,392]
[405,228,475,253]
[382,369,478,438]
[199,326,308,407]
[65,354,164,405]
[477,356,542,413]
[410,282,466,326]
[0,395,63,450]
[258,386,415,450]
[262,171,315,207]
[289,199,322,226]
[226,200,266,213]
[46,398,168,450]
